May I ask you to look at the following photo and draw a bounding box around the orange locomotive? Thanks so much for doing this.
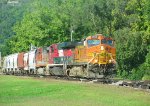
[65,34,116,78]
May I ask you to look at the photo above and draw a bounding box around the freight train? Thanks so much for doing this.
[2,34,116,78]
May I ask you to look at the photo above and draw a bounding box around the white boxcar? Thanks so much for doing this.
[28,50,36,72]
[6,55,11,72]
[9,55,14,71]
[12,53,18,72]
[2,57,7,72]
[24,52,29,71]
[3,54,18,74]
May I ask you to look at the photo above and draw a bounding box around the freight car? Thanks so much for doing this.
[2,34,116,78]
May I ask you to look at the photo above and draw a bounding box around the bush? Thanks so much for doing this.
[142,75,150,80]
[114,29,149,80]
[130,67,145,80]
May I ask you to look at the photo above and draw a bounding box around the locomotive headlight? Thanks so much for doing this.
[94,59,98,63]
[109,59,112,63]
[100,46,104,50]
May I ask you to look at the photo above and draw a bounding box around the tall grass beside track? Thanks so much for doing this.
[0,75,150,106]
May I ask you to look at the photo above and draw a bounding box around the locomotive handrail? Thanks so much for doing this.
[109,53,116,64]
[88,53,99,64]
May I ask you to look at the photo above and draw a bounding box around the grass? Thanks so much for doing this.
[0,75,150,106]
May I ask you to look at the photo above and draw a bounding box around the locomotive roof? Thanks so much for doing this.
[86,34,113,40]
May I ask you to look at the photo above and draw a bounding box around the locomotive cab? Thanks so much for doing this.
[84,34,116,65]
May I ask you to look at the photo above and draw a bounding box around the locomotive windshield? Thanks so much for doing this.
[107,40,113,46]
[87,40,100,47]
[102,39,113,46]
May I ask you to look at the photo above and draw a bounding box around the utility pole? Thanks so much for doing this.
[71,30,74,41]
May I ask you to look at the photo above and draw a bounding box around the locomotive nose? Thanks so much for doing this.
[100,45,109,51]
[98,45,113,64]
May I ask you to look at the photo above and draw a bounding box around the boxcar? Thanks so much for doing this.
[28,50,36,74]
[5,54,18,74]
[17,52,24,73]
[24,52,29,71]
[2,57,7,73]
[12,53,18,73]
[5,56,10,73]
[9,55,14,73]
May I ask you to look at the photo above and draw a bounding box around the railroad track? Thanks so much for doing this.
[27,74,150,92]
[1,73,150,92]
